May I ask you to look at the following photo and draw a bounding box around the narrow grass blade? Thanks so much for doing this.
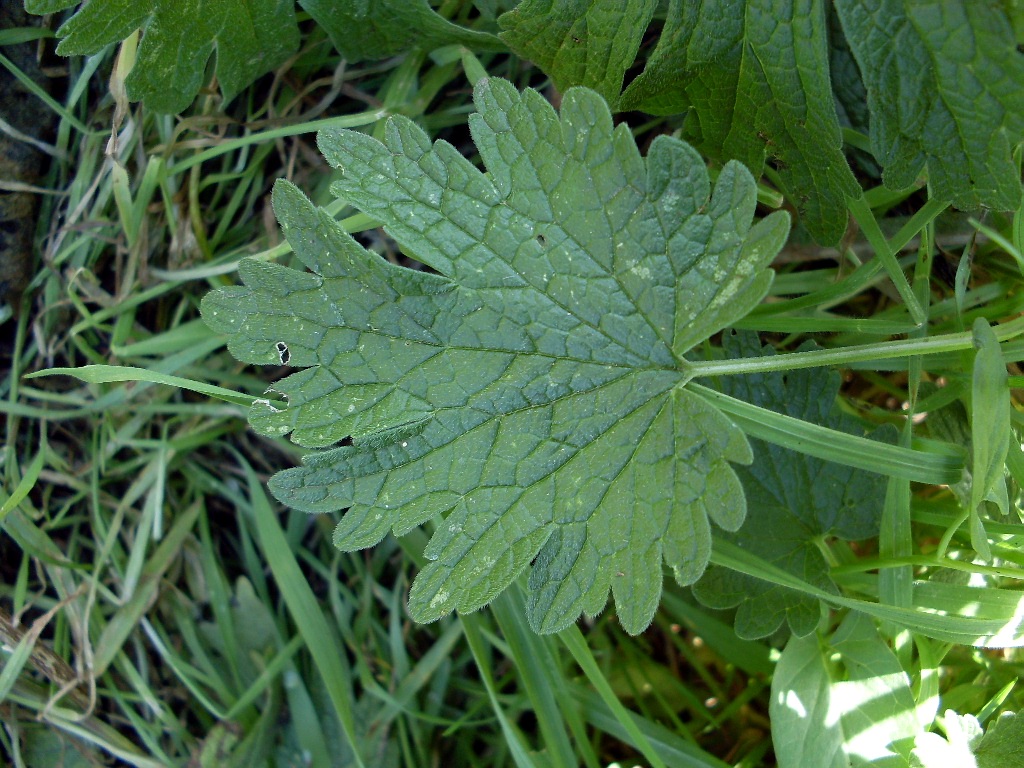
[692,384,962,485]
[244,462,365,768]
[94,499,203,675]
[571,685,732,768]
[164,110,388,176]
[0,618,37,705]
[26,365,255,407]
[460,612,542,768]
[0,443,45,524]
[492,588,596,768]
[848,193,926,325]
[558,625,668,768]
[968,317,1011,558]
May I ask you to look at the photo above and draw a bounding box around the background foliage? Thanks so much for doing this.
[3,1,1024,766]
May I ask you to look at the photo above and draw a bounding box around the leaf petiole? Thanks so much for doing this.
[687,315,1024,378]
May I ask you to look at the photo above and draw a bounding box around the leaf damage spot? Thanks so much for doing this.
[275,341,291,365]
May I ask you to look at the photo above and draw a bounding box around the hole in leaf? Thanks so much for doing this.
[275,341,290,365]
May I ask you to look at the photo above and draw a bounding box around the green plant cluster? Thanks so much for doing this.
[3,1,1024,766]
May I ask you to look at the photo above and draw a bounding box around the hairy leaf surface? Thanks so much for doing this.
[618,0,860,245]
[202,78,789,634]
[25,0,300,113]
[693,332,891,639]
[834,0,1024,213]
[498,0,657,108]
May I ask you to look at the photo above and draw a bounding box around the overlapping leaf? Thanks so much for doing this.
[617,0,860,245]
[834,0,1024,213]
[772,613,920,767]
[26,0,502,112]
[498,0,657,108]
[303,0,502,64]
[25,0,300,113]
[692,331,892,639]
[514,1,1024,242]
[202,78,789,634]
[912,710,1024,768]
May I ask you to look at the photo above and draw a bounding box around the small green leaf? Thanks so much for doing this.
[834,0,1024,212]
[300,0,503,63]
[619,0,860,245]
[34,0,300,113]
[772,614,920,768]
[770,633,846,768]
[692,332,892,640]
[498,0,657,108]
[202,78,789,635]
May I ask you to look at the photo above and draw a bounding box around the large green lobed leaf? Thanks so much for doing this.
[202,78,789,634]
[517,0,1024,242]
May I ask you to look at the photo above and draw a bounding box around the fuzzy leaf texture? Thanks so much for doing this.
[24,0,300,113]
[201,78,790,635]
[834,0,1024,213]
[692,332,892,640]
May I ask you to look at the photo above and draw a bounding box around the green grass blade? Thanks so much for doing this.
[691,384,962,485]
[571,686,731,768]
[847,193,926,325]
[0,442,45,524]
[93,499,203,675]
[244,462,365,768]
[460,612,543,768]
[26,365,255,407]
[558,625,668,768]
[492,588,597,768]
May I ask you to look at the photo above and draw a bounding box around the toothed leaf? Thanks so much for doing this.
[202,78,789,634]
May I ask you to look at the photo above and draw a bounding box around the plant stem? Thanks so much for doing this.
[688,315,1024,378]
[832,553,1024,581]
